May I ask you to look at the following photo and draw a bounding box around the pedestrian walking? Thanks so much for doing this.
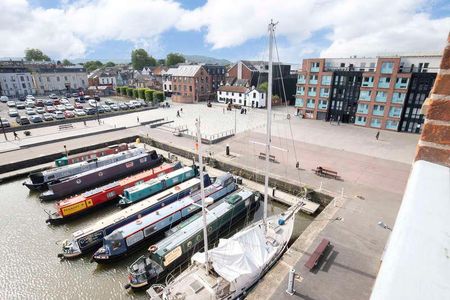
[329,115,333,124]
[223,107,225,114]
[83,120,86,126]
[180,108,183,113]
[376,131,380,140]
[13,130,19,140]
[176,110,180,117]
[337,116,341,125]
[244,108,247,114]
[137,116,140,123]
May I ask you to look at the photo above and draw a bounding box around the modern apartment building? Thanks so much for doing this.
[295,55,440,133]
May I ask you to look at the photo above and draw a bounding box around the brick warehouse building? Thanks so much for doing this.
[171,65,211,103]
[295,55,441,133]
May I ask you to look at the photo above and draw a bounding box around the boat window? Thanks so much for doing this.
[112,240,121,250]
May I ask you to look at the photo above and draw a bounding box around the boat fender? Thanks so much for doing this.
[124,283,131,289]
[149,245,158,253]
[278,218,286,226]
[57,253,65,259]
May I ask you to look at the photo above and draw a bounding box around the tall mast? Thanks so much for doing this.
[196,118,209,273]
[263,21,275,223]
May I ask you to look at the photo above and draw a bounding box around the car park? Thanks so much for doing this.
[96,106,105,114]
[7,101,16,107]
[60,98,69,105]
[64,110,75,118]
[35,99,44,107]
[88,99,97,107]
[30,115,43,123]
[16,102,26,109]
[36,107,46,114]
[74,109,86,116]
[101,104,111,112]
[104,99,114,105]
[129,100,141,108]
[52,99,61,105]
[49,94,58,99]
[44,99,53,106]
[56,104,66,111]
[74,103,83,109]
[18,96,26,101]
[54,111,65,120]
[0,118,10,128]
[26,100,35,108]
[46,106,56,113]
[119,103,129,110]
[84,107,96,115]
[26,108,36,115]
[65,104,75,110]
[138,100,148,107]
[16,116,30,125]
[8,109,18,117]
[110,104,119,111]
[0,96,8,102]
[43,113,54,121]
[26,95,35,100]
[76,97,86,103]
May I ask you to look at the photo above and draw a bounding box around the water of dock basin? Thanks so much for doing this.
[0,177,313,299]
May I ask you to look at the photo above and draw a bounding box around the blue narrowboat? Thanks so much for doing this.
[91,173,237,263]
[117,166,197,208]
[59,175,212,259]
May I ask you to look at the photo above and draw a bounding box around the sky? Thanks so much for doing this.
[1,0,450,64]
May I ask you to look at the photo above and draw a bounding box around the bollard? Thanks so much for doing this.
[286,268,296,295]
[226,144,230,156]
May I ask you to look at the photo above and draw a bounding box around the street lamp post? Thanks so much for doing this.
[0,118,7,141]
[95,99,100,124]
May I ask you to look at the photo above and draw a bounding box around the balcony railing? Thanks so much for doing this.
[361,81,374,87]
[310,66,320,72]
[357,108,368,114]
[308,91,316,97]
[297,77,306,84]
[378,81,390,89]
[395,82,408,89]
[321,78,332,85]
[359,93,371,101]
[386,121,399,130]
[375,94,387,102]
[392,94,405,104]
[355,118,366,126]
[309,79,318,85]
[318,102,328,110]
[370,121,382,128]
[389,109,402,118]
[295,98,304,107]
[320,90,329,97]
[381,67,393,74]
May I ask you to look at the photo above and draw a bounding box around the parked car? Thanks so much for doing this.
[7,101,16,107]
[74,109,86,116]
[110,104,119,111]
[36,107,46,114]
[52,99,61,105]
[72,93,79,97]
[74,103,83,109]
[35,99,44,107]
[119,103,129,110]
[16,102,26,109]
[88,99,98,107]
[97,106,105,114]
[94,95,100,101]
[127,102,136,109]
[46,106,56,113]
[26,108,37,115]
[60,98,69,105]
[0,118,10,128]
[104,99,115,105]
[0,96,8,102]
[30,115,43,123]
[84,108,96,115]
[64,110,75,118]
[43,113,54,121]
[26,100,35,107]
[129,100,141,108]
[8,109,18,117]
[75,97,86,103]
[44,99,53,106]
[56,104,66,111]
[26,95,35,100]
[137,100,148,107]
[16,116,30,125]
[101,104,111,112]
[49,94,58,99]
[54,111,65,120]
[65,104,74,110]
[65,93,72,98]
[18,95,26,101]
[84,95,91,100]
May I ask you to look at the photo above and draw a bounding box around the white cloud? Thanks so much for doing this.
[0,0,449,61]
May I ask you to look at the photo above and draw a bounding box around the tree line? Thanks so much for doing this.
[23,48,186,72]
[115,87,164,103]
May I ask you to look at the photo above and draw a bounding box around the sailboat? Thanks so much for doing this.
[146,21,305,300]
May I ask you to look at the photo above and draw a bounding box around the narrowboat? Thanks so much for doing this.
[23,147,146,191]
[40,151,163,201]
[117,166,197,208]
[45,162,182,224]
[125,189,261,290]
[54,143,129,167]
[91,173,236,263]
[58,175,212,259]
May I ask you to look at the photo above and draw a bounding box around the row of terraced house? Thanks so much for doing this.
[295,54,441,133]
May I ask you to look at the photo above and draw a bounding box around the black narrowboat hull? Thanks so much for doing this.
[40,154,163,201]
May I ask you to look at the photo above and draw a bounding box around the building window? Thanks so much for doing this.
[189,86,192,92]
[375,91,387,102]
[253,93,256,98]
[395,78,409,89]
[370,118,382,128]
[318,99,328,110]
[373,105,385,116]
[57,76,60,82]
[64,76,68,81]
[321,75,332,85]
[386,119,399,130]
[355,116,367,125]
[306,98,315,109]
[308,87,316,96]
[381,62,394,74]
[309,75,318,84]
[297,75,306,84]
[319,87,330,97]
[22,83,26,89]
[362,76,374,87]
[378,77,391,88]
[388,107,402,118]
[357,104,369,114]
[47,77,50,82]
[295,98,304,107]
[20,76,24,81]
[359,90,371,101]
[297,86,305,95]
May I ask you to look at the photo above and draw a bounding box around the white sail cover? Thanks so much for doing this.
[192,223,278,282]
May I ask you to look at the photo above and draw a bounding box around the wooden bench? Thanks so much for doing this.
[58,123,74,130]
[313,166,339,179]
[304,238,330,271]
[258,152,276,162]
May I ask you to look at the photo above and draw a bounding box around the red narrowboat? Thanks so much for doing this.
[54,143,129,167]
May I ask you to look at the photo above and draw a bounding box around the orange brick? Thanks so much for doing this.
[441,45,450,69]
[431,74,450,95]
[421,123,450,146]
[425,99,450,122]
[415,145,450,167]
